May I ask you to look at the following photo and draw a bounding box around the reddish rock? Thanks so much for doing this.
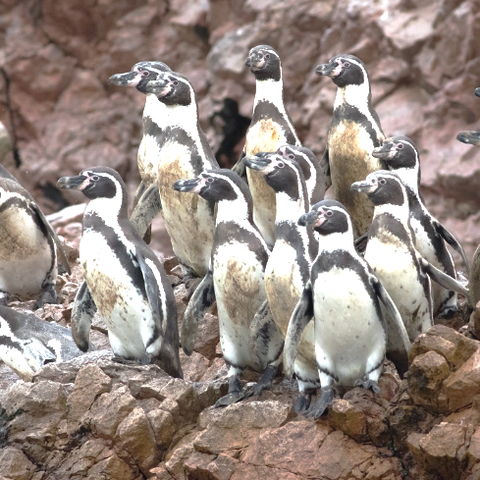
[0,447,36,480]
[145,407,176,449]
[328,399,368,442]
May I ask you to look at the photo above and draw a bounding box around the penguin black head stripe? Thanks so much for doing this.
[145,71,192,106]
[109,61,172,94]
[351,170,406,207]
[245,45,281,81]
[299,200,350,235]
[315,54,366,88]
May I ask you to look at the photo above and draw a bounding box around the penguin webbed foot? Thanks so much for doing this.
[35,286,57,309]
[215,375,245,408]
[305,387,335,419]
[112,355,143,366]
[294,388,316,413]
[354,378,381,394]
[242,364,278,399]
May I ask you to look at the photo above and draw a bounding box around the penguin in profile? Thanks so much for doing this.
[143,70,219,285]
[109,61,172,240]
[0,305,83,381]
[372,136,469,317]
[57,167,182,379]
[240,45,301,247]
[173,169,283,407]
[284,200,410,419]
[0,164,70,307]
[351,171,469,372]
[315,54,385,237]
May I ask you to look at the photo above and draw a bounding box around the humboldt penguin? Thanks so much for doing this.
[0,305,83,381]
[109,61,172,239]
[372,135,469,316]
[173,169,283,406]
[351,171,469,372]
[244,152,319,410]
[241,45,302,247]
[315,54,385,237]
[284,200,410,418]
[57,167,183,379]
[144,70,218,283]
[0,164,70,307]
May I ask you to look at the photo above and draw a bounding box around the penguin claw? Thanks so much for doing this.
[304,387,334,419]
[294,392,313,413]
[354,378,381,394]
[214,391,246,408]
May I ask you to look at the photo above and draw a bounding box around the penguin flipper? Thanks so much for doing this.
[434,220,470,277]
[182,269,215,356]
[354,232,368,255]
[231,150,247,180]
[31,202,71,275]
[320,148,332,190]
[71,281,97,352]
[284,283,314,379]
[130,183,162,239]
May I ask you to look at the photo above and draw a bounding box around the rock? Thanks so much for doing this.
[328,399,368,442]
[0,447,36,480]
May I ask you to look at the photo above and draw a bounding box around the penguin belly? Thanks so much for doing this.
[80,232,161,360]
[0,207,55,298]
[158,141,214,277]
[213,242,266,370]
[137,133,161,187]
[313,267,386,387]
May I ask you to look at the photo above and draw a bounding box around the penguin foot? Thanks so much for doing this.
[184,275,202,300]
[354,378,381,394]
[436,304,459,320]
[112,355,142,366]
[35,286,57,309]
[215,374,244,408]
[243,364,278,399]
[305,387,335,419]
[294,388,317,413]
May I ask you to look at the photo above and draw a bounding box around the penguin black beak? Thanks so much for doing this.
[298,210,319,227]
[315,62,335,77]
[371,144,392,160]
[145,77,169,95]
[57,175,89,191]
[350,179,376,194]
[456,131,480,146]
[172,177,201,193]
[474,87,480,98]
[243,155,271,171]
[108,71,140,87]
[245,56,252,67]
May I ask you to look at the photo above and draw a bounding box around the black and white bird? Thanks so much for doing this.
[173,169,283,407]
[0,164,70,307]
[284,200,410,419]
[315,54,385,237]
[57,167,183,378]
[372,135,469,316]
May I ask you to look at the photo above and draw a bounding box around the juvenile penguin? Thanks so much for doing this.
[372,136,469,316]
[109,61,172,238]
[284,200,410,418]
[351,171,469,370]
[241,45,302,247]
[144,70,218,283]
[173,169,283,406]
[315,54,385,237]
[0,305,83,381]
[0,164,70,307]
[57,167,182,378]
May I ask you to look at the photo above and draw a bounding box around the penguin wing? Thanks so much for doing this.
[130,183,163,238]
[31,202,71,274]
[71,280,97,352]
[320,148,332,190]
[370,274,411,354]
[182,269,215,356]
[354,232,368,255]
[283,282,314,379]
[231,150,247,180]
[433,220,470,276]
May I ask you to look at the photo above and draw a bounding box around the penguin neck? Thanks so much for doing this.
[164,100,199,135]
[318,229,355,254]
[334,81,372,115]
[143,93,166,129]
[391,166,421,196]
[84,193,126,231]
[274,190,307,224]
[254,77,285,111]
[374,202,410,227]
[215,196,252,228]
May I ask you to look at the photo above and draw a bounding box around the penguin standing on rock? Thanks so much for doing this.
[284,200,410,419]
[173,169,283,407]
[315,54,385,237]
[0,165,70,307]
[240,45,302,247]
[57,167,183,379]
[372,136,469,316]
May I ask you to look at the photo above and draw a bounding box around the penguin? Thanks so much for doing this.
[315,54,386,237]
[143,70,219,284]
[244,152,320,410]
[0,305,83,381]
[109,61,172,240]
[351,171,469,372]
[0,164,70,307]
[457,87,480,146]
[283,200,411,419]
[57,167,183,379]
[173,169,283,407]
[240,45,302,247]
[372,135,469,317]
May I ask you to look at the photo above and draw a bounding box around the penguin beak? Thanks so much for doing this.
[172,177,201,193]
[243,155,271,172]
[57,175,89,191]
[109,71,142,87]
[315,61,336,77]
[371,144,393,160]
[456,131,480,146]
[145,77,169,96]
[474,87,480,98]
[350,179,376,194]
[298,210,319,227]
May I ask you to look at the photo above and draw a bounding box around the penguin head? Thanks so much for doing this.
[109,61,172,94]
[298,200,351,235]
[144,71,193,106]
[277,144,320,182]
[350,170,407,207]
[457,130,480,146]
[245,45,281,82]
[315,54,366,88]
[372,136,418,170]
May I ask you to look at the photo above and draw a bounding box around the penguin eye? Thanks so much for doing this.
[379,178,387,185]
[288,154,295,160]
[142,71,149,77]
[265,53,270,59]
[277,162,285,169]
[325,210,333,217]
[91,175,100,182]
[206,177,214,184]
[173,81,179,86]
[397,143,404,149]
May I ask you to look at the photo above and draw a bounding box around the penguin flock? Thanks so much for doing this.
[0,45,477,419]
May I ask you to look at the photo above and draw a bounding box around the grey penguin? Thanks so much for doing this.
[351,171,469,372]
[284,200,411,419]
[0,305,83,381]
[57,166,183,379]
[457,87,480,146]
[142,70,219,284]
[240,45,302,247]
[173,169,283,407]
[372,135,469,317]
[315,54,386,237]
[109,61,172,240]
[0,164,70,307]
